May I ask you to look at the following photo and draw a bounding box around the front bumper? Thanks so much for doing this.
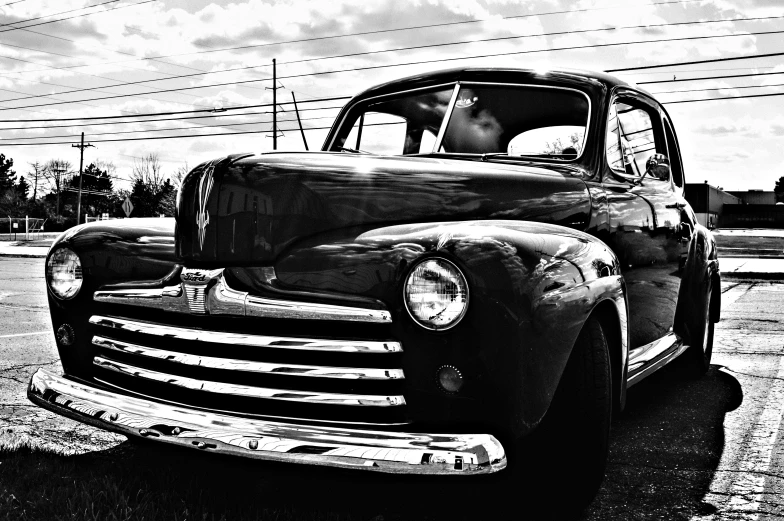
[27,368,507,475]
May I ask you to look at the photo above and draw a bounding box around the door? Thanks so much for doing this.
[603,94,690,355]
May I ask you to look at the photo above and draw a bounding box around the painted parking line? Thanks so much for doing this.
[725,356,784,519]
[0,331,50,339]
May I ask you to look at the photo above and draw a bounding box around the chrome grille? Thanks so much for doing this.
[88,313,407,425]
[184,286,206,314]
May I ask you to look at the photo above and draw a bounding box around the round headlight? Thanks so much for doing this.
[46,247,83,299]
[404,258,468,331]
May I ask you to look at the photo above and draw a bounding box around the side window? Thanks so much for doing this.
[606,99,668,184]
[663,118,684,188]
[344,112,407,155]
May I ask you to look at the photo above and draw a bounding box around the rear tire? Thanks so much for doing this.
[514,317,612,514]
[682,285,714,377]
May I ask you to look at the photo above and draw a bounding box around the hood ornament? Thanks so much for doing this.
[196,163,216,250]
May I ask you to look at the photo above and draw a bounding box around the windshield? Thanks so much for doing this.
[330,84,590,159]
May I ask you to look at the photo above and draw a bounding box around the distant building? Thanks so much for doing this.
[686,185,784,229]
[684,183,741,229]
[727,190,778,205]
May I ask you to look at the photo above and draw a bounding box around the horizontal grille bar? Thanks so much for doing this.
[93,270,392,323]
[89,315,403,354]
[93,357,406,407]
[93,336,405,381]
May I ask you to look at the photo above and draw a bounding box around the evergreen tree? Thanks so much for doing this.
[15,176,29,200]
[0,154,15,192]
[776,176,784,203]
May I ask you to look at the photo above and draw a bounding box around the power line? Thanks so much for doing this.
[0,105,345,131]
[0,96,350,123]
[653,82,784,95]
[275,14,784,69]
[607,51,784,72]
[0,0,155,34]
[0,114,338,140]
[665,91,784,104]
[638,70,784,85]
[1,91,782,146]
[0,0,120,28]
[3,13,780,107]
[3,27,783,113]
[87,0,707,65]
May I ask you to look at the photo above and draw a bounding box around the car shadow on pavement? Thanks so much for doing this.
[0,363,742,521]
[582,363,744,521]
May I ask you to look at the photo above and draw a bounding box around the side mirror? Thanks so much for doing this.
[645,153,671,181]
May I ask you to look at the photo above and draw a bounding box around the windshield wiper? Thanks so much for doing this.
[480,152,574,162]
[337,146,371,154]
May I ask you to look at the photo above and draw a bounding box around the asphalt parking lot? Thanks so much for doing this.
[1,256,783,520]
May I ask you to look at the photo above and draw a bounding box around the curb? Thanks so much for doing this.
[722,272,784,281]
[0,253,47,259]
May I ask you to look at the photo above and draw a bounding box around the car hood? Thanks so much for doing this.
[175,151,591,265]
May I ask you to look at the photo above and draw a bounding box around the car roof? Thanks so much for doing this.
[353,67,650,100]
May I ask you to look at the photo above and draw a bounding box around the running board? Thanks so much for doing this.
[626,332,689,388]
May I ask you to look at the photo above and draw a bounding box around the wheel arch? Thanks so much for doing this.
[589,297,627,414]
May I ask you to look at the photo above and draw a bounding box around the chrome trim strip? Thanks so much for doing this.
[88,316,403,354]
[28,369,506,475]
[94,285,190,313]
[93,357,406,407]
[94,270,392,324]
[244,292,390,322]
[93,336,405,381]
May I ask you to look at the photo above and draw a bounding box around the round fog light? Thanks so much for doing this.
[436,365,464,394]
[56,324,75,346]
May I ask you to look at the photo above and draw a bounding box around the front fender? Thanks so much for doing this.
[43,218,177,377]
[273,220,627,440]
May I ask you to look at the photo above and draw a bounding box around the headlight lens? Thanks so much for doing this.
[46,247,83,299]
[404,258,468,330]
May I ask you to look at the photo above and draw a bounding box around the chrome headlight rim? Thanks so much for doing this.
[46,246,83,300]
[403,256,470,332]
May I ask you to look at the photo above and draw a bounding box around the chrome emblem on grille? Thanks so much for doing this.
[181,268,222,314]
[196,164,216,250]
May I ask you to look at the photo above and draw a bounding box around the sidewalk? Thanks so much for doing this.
[720,257,784,280]
[0,241,51,258]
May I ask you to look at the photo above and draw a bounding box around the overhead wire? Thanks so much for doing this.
[0,0,121,28]
[2,26,783,113]
[0,0,156,34]
[0,104,345,131]
[68,0,708,66]
[1,90,782,147]
[0,95,349,123]
[1,13,781,106]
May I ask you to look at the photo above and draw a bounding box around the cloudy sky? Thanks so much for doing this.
[0,0,781,192]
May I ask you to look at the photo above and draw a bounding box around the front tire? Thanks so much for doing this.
[515,316,612,513]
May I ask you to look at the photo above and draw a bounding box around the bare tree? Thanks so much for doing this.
[27,161,45,200]
[131,153,165,191]
[95,159,117,179]
[43,159,73,221]
[171,161,190,188]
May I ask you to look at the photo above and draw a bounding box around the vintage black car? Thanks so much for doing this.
[30,67,719,505]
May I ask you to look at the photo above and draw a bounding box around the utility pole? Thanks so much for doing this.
[265,59,284,149]
[72,132,94,225]
[273,59,277,150]
[291,92,308,151]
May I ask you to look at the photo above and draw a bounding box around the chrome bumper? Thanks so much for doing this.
[27,368,507,475]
